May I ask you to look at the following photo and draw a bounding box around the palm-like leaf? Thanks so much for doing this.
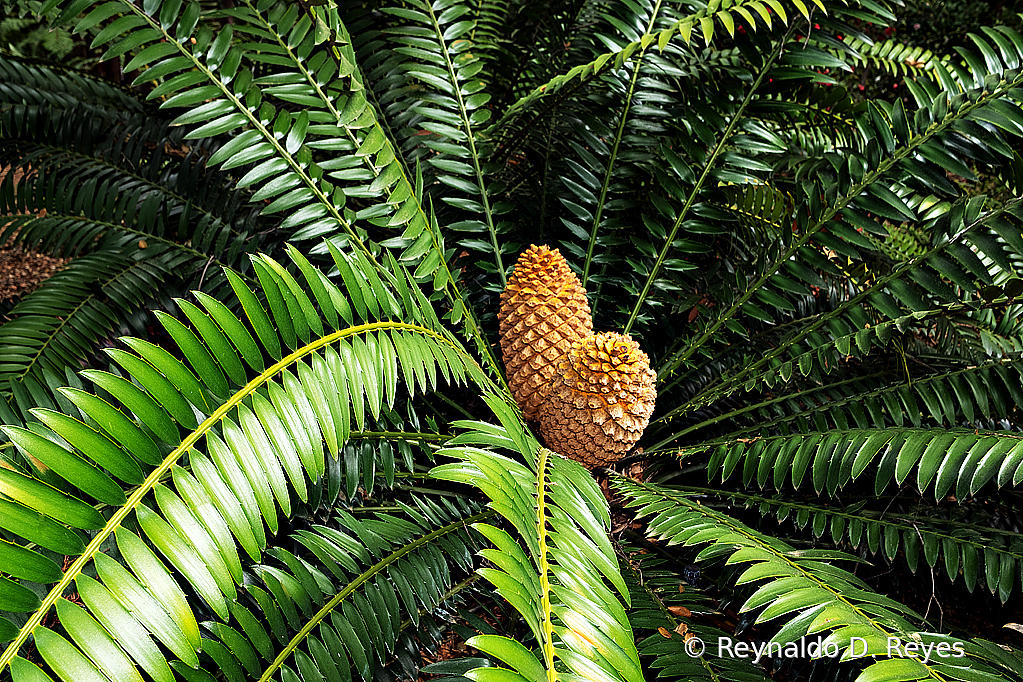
[617,477,1023,682]
[0,54,273,390]
[0,244,624,682]
[6,0,1023,681]
[433,406,641,682]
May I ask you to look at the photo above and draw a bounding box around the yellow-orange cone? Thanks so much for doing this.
[498,245,592,421]
[537,332,656,467]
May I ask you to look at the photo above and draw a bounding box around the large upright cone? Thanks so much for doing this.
[537,332,656,468]
[498,245,592,421]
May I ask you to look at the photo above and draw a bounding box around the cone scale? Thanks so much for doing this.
[536,332,656,468]
[498,245,592,422]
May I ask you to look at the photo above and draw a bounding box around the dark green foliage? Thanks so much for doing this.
[3,1,1023,682]
[0,1,73,59]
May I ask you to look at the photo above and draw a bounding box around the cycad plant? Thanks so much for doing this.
[3,0,1023,681]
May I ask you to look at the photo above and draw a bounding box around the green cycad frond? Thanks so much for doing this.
[53,0,489,355]
[367,0,508,285]
[712,360,1022,441]
[207,497,490,682]
[25,495,490,682]
[688,426,1023,501]
[655,294,1023,438]
[0,247,183,385]
[616,477,1023,682]
[0,52,149,116]
[839,35,945,80]
[0,247,492,676]
[0,92,273,385]
[0,89,265,268]
[433,406,642,682]
[656,183,1023,432]
[649,307,1023,455]
[0,243,628,682]
[695,488,1023,602]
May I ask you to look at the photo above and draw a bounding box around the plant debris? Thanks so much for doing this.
[0,245,69,302]
[0,166,69,302]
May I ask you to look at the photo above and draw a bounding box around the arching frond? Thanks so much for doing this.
[433,405,642,682]
[0,248,490,675]
[617,477,1023,682]
[691,488,1023,603]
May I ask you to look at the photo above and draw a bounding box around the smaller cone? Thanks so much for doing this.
[538,332,656,468]
[498,245,592,421]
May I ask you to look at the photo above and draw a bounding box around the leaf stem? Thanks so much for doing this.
[535,446,556,680]
[583,0,665,293]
